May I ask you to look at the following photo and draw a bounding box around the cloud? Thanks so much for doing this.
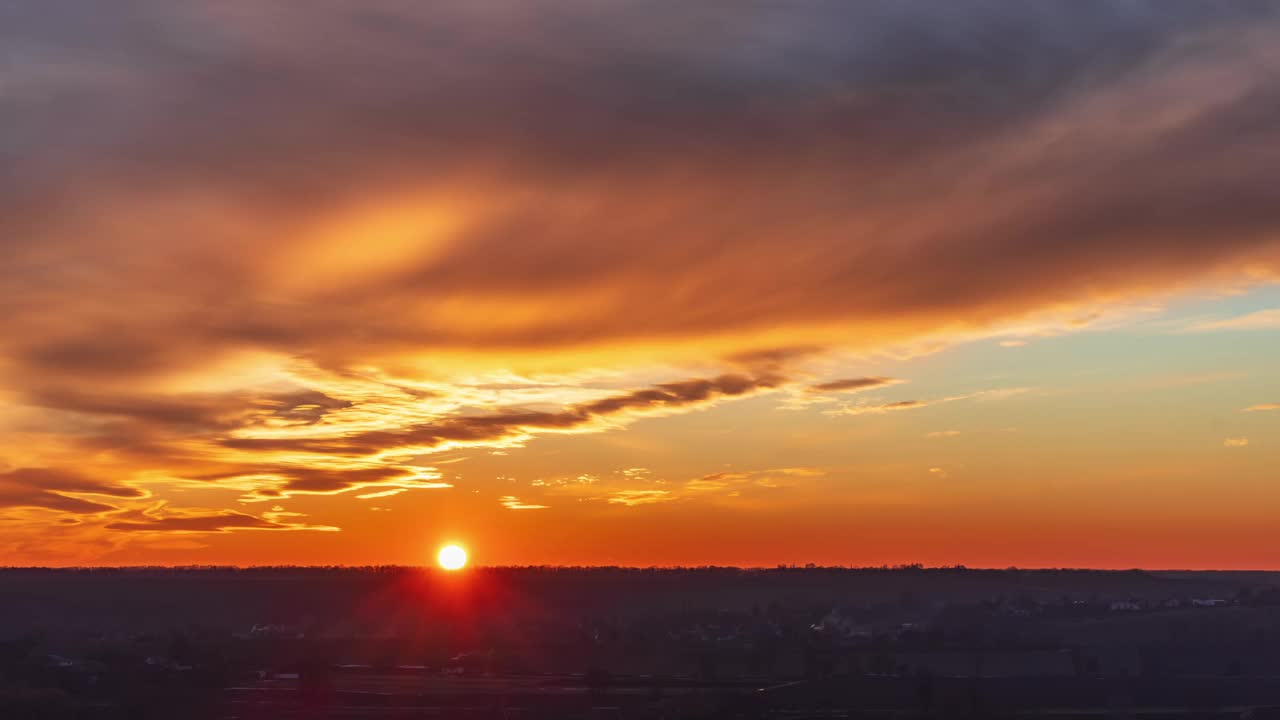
[193,465,452,502]
[1187,309,1280,332]
[684,473,746,491]
[5,1,1280,553]
[87,370,780,505]
[825,387,1028,417]
[354,488,407,500]
[499,495,548,510]
[682,467,820,494]
[827,400,928,417]
[221,372,782,459]
[999,340,1028,348]
[1224,437,1250,448]
[104,505,338,533]
[5,2,1280,381]
[928,430,963,438]
[607,490,674,507]
[944,388,1032,403]
[0,468,145,514]
[780,376,902,410]
[577,374,783,416]
[1243,403,1280,412]
[808,377,902,393]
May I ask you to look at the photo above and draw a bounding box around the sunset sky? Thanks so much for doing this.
[3,1,1279,568]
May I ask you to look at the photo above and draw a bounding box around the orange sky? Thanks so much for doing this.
[2,1,1279,568]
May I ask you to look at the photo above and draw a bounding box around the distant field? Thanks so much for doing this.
[2,566,1275,637]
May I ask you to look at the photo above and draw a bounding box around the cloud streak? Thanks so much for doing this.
[1187,309,1280,332]
[607,490,674,507]
[825,388,1028,417]
[0,469,145,514]
[808,377,902,394]
[220,372,782,459]
[1243,403,1280,412]
[828,400,928,417]
[105,506,338,533]
[499,496,548,511]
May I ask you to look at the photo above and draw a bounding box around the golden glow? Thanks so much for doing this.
[437,544,468,571]
[278,191,471,293]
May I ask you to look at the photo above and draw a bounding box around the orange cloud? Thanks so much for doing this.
[5,3,1280,383]
[499,496,548,511]
[1243,403,1280,412]
[4,2,1280,561]
[607,490,674,507]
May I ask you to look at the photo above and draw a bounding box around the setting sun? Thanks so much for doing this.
[437,544,468,571]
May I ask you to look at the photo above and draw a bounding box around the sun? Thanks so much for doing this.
[437,544,468,571]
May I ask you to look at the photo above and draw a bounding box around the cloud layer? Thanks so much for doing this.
[3,1,1280,556]
[5,2,1280,375]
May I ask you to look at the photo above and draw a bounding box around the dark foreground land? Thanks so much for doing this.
[4,566,1280,719]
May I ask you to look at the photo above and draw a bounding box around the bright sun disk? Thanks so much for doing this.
[437,544,468,570]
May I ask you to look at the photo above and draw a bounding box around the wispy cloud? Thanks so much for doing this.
[354,488,407,500]
[682,467,821,494]
[1224,437,1250,448]
[826,388,1028,417]
[0,468,145,515]
[808,377,902,393]
[1185,309,1280,332]
[684,476,736,491]
[1243,403,1280,412]
[499,495,548,510]
[606,490,673,507]
[105,504,338,534]
[780,376,905,410]
[827,400,927,417]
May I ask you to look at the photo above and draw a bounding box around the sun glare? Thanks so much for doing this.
[437,544,468,571]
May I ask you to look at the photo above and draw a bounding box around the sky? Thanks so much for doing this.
[2,1,1279,568]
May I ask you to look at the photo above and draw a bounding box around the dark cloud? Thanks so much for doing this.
[184,465,443,502]
[222,373,783,459]
[809,377,899,393]
[579,373,782,415]
[2,1,1279,377]
[0,468,145,514]
[18,386,349,431]
[148,371,773,497]
[881,401,926,411]
[104,509,317,533]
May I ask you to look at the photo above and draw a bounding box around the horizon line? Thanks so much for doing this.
[1,564,1276,573]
